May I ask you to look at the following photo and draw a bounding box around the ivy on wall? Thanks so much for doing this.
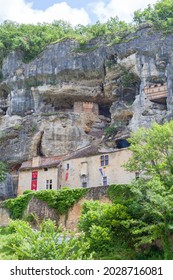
[4,188,88,220]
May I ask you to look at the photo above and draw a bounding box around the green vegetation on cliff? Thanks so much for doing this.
[133,0,173,31]
[0,17,130,67]
[0,0,172,69]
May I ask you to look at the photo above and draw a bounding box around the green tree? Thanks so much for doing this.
[125,121,173,259]
[133,0,173,31]
[2,219,92,260]
[78,201,135,259]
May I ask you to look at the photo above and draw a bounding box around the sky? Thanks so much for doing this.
[0,0,159,26]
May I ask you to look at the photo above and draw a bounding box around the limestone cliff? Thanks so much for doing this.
[0,24,173,197]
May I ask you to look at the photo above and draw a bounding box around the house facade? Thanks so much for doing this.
[18,156,63,195]
[61,148,134,189]
[18,147,134,194]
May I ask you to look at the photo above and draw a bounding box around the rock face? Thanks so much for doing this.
[0,173,14,200]
[0,25,173,196]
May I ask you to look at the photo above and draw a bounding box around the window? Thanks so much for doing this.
[100,155,109,166]
[103,176,108,186]
[46,179,52,189]
[66,163,69,170]
[81,175,87,188]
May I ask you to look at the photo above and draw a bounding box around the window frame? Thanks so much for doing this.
[46,179,52,190]
[100,155,109,166]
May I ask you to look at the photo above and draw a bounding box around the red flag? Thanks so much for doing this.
[31,171,38,190]
[65,171,69,181]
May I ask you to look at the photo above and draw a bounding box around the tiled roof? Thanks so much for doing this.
[64,145,101,160]
[19,138,130,171]
[20,155,64,170]
[63,140,113,160]
[20,160,32,169]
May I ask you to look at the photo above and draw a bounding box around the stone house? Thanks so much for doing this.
[61,146,134,189]
[18,146,134,194]
[18,156,63,195]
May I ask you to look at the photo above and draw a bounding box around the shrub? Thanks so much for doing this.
[3,219,92,260]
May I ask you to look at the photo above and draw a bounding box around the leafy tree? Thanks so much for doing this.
[133,0,173,31]
[78,201,135,259]
[2,219,92,260]
[125,121,173,259]
[0,17,132,66]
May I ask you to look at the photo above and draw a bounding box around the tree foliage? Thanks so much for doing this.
[0,1,172,70]
[125,121,173,259]
[0,17,131,68]
[78,201,135,259]
[1,219,92,260]
[133,0,173,31]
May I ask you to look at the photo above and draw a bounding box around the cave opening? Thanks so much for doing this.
[0,86,9,114]
[42,96,74,113]
[37,131,44,156]
[116,139,130,149]
[99,104,111,118]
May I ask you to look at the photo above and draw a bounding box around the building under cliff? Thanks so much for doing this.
[1,24,173,198]
[18,147,134,194]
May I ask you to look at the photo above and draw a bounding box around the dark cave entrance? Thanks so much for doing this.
[37,131,44,156]
[116,139,130,149]
[99,104,111,118]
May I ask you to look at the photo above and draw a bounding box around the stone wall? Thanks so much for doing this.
[0,207,10,226]
[74,102,99,115]
[59,186,111,231]
[14,186,111,231]
[25,196,59,225]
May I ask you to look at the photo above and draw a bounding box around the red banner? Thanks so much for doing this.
[65,171,69,181]
[31,171,38,190]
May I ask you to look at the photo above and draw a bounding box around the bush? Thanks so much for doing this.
[3,220,92,260]
[78,201,135,259]
[5,192,33,219]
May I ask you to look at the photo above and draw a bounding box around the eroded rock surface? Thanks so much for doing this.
[0,25,173,173]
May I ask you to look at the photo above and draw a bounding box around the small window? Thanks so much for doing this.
[81,174,87,188]
[46,179,52,189]
[103,176,107,186]
[66,163,69,170]
[44,168,48,171]
[100,155,109,166]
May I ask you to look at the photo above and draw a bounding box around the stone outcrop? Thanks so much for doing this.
[1,25,173,196]
[0,173,14,200]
